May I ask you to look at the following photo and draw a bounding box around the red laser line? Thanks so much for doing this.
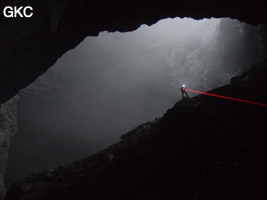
[184,88,267,107]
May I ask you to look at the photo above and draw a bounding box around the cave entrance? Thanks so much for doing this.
[5,17,267,189]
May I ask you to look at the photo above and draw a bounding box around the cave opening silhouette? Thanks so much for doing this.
[5,17,267,189]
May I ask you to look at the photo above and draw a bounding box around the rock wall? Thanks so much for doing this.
[163,19,267,93]
[4,61,267,200]
[0,0,266,199]
[0,95,19,199]
[0,0,267,105]
[3,17,266,193]
[0,67,60,198]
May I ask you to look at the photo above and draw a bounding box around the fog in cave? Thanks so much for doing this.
[5,17,267,188]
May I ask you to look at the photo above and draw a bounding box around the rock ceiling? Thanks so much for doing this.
[0,0,266,104]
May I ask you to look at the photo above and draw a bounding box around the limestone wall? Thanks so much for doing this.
[0,96,19,199]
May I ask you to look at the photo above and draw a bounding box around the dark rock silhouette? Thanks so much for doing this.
[230,61,267,84]
[1,0,267,105]
[5,61,267,200]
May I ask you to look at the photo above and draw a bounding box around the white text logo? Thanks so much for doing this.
[3,6,33,18]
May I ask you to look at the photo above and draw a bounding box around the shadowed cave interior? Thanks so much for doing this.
[5,17,267,191]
